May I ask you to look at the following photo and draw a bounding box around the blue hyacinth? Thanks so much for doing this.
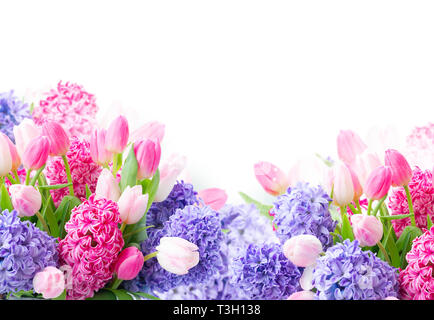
[0,91,31,142]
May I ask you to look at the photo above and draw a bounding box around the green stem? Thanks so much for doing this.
[25,169,31,185]
[110,277,123,290]
[120,222,127,233]
[367,199,373,215]
[112,153,119,177]
[122,225,154,238]
[377,241,391,265]
[348,203,359,214]
[404,185,416,227]
[355,199,362,213]
[143,251,158,262]
[30,165,45,186]
[62,155,75,196]
[372,195,387,216]
[6,173,16,185]
[36,211,50,235]
[13,170,20,184]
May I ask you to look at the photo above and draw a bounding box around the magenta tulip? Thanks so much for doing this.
[364,166,392,200]
[134,139,161,180]
[254,161,289,196]
[41,121,70,156]
[22,136,50,171]
[384,149,413,187]
[105,115,129,153]
[114,247,144,280]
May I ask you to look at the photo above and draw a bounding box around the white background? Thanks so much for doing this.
[1,1,433,204]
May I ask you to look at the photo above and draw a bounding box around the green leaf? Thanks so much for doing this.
[104,288,134,300]
[86,289,117,300]
[37,183,73,190]
[427,214,433,230]
[379,213,414,221]
[133,291,160,300]
[120,145,138,192]
[52,290,66,300]
[340,211,355,242]
[381,225,400,267]
[85,184,92,199]
[0,183,13,211]
[238,192,273,221]
[396,225,423,269]
[55,195,81,238]
[40,193,59,237]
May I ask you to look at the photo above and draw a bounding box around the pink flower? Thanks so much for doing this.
[287,290,315,300]
[384,149,413,187]
[33,81,98,139]
[282,234,323,267]
[9,184,42,217]
[117,185,149,224]
[13,118,42,159]
[22,136,50,171]
[350,214,383,247]
[33,266,65,299]
[154,154,186,202]
[254,161,289,196]
[114,246,144,280]
[198,188,228,211]
[0,133,12,176]
[1,132,20,172]
[348,165,363,202]
[332,162,354,207]
[405,122,434,170]
[130,121,165,144]
[58,195,124,300]
[105,115,129,154]
[95,168,121,202]
[389,167,434,237]
[337,129,367,165]
[44,137,102,206]
[364,166,392,200]
[89,128,112,166]
[41,121,70,156]
[351,150,382,189]
[134,139,161,180]
[156,237,200,275]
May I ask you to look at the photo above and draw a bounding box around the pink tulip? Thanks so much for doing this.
[95,168,121,202]
[9,184,42,217]
[105,115,129,154]
[198,188,228,211]
[33,266,65,299]
[337,129,367,165]
[41,121,70,156]
[22,136,50,171]
[89,128,113,166]
[0,133,12,176]
[384,149,413,187]
[114,246,144,280]
[13,119,42,159]
[118,185,149,224]
[2,133,21,172]
[154,154,187,202]
[351,214,383,247]
[130,121,165,144]
[332,162,354,207]
[384,296,399,300]
[351,150,382,189]
[364,166,392,200]
[348,165,363,201]
[254,161,289,196]
[134,139,161,180]
[287,290,316,300]
[282,234,323,267]
[156,237,200,275]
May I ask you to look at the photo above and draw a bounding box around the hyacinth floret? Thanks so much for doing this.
[58,195,124,300]
[0,209,58,294]
[230,242,302,300]
[312,239,399,300]
[272,182,336,249]
[0,90,31,142]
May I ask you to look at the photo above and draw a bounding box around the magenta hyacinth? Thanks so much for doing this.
[44,136,102,206]
[58,195,124,300]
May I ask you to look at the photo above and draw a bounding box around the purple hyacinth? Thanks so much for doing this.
[272,182,336,249]
[230,242,302,300]
[124,204,224,293]
[312,239,399,300]
[0,91,31,142]
[0,210,58,294]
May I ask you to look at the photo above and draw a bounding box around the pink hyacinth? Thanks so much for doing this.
[58,195,124,300]
[33,81,98,139]
[405,122,434,170]
[44,137,102,206]
[388,167,434,237]
[399,227,434,300]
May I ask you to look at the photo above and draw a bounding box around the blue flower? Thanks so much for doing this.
[0,91,31,142]
[312,239,399,300]
[272,182,336,249]
[0,210,58,294]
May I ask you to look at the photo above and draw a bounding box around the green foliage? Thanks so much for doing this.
[120,145,138,192]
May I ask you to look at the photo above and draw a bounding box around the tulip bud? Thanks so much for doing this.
[90,128,113,166]
[22,136,50,171]
[1,133,21,172]
[118,185,149,224]
[364,166,392,200]
[0,133,12,176]
[337,130,367,165]
[105,115,129,153]
[95,168,121,202]
[332,162,354,207]
[130,121,165,144]
[156,237,200,275]
[41,121,70,156]
[33,266,65,299]
[13,119,42,159]
[287,290,316,300]
[351,150,382,189]
[348,165,363,201]
[282,234,323,267]
[114,246,144,280]
[351,214,383,247]
[254,161,289,196]
[154,154,187,202]
[384,149,413,187]
[198,188,228,211]
[9,184,42,217]
[134,139,161,180]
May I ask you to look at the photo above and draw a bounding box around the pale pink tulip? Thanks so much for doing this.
[154,154,187,202]
[13,119,42,159]
[287,291,316,300]
[332,162,354,207]
[348,165,363,201]
[33,266,65,299]
[198,188,228,211]
[351,214,383,247]
[254,161,289,196]
[105,115,129,154]
[0,133,12,176]
[89,128,113,166]
[9,184,42,217]
[156,237,199,275]
[337,129,367,165]
[118,185,149,224]
[2,133,21,172]
[95,168,121,201]
[282,234,323,267]
[130,121,165,144]
[351,150,382,189]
